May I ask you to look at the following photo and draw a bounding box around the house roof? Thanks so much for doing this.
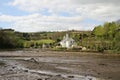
[60,34,74,42]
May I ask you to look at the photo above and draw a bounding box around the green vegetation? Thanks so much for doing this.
[23,39,55,48]
[0,29,24,49]
[91,22,120,53]
[0,21,120,53]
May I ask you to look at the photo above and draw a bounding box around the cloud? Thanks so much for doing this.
[8,0,73,13]
[72,0,120,4]
[9,0,120,20]
[1,0,119,32]
[0,13,84,32]
[76,4,120,21]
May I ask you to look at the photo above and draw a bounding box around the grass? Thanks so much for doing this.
[25,39,55,44]
[35,39,55,44]
[23,39,55,48]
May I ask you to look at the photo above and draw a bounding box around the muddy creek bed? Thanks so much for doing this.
[0,50,120,80]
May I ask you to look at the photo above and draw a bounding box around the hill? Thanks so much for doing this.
[0,22,120,53]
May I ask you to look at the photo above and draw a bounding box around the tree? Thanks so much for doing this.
[107,22,117,39]
[0,29,24,49]
[92,25,104,38]
[23,33,31,41]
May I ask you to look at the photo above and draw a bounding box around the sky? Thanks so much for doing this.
[0,0,120,32]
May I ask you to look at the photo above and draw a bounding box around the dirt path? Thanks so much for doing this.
[0,50,120,80]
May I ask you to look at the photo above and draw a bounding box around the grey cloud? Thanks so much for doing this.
[72,0,120,4]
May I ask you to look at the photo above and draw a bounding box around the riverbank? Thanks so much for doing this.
[0,49,120,57]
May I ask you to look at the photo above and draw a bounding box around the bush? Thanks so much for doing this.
[97,46,104,52]
[52,47,67,51]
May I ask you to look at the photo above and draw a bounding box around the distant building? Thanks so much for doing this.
[60,34,75,48]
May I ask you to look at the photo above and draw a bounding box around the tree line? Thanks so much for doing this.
[0,21,120,53]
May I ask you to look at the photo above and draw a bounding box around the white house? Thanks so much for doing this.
[60,34,75,48]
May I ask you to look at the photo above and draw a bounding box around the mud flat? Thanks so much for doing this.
[0,50,120,80]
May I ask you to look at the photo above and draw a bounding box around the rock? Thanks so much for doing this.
[12,66,15,69]
[45,78,49,80]
[88,78,92,80]
[97,73,101,75]
[56,74,61,77]
[37,78,42,80]
[82,47,87,50]
[24,70,28,72]
[68,75,74,78]
[9,69,13,71]
[108,77,112,79]
[15,64,17,65]
[99,63,106,66]
[29,58,39,63]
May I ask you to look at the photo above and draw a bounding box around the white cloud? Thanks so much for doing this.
[0,13,84,32]
[9,0,120,20]
[1,0,120,32]
[76,4,120,21]
[8,0,73,13]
